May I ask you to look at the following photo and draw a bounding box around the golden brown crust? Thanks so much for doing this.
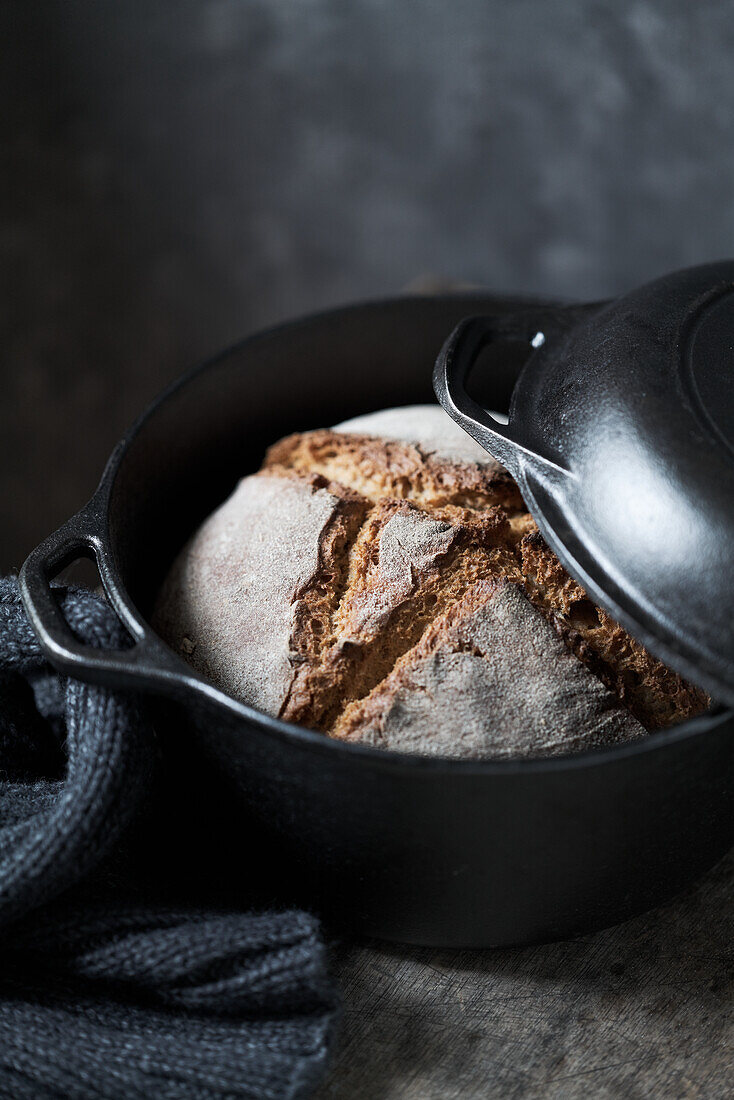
[333,578,504,742]
[332,579,646,757]
[517,531,709,728]
[281,497,519,730]
[265,429,526,513]
[277,472,369,727]
[159,418,709,753]
[267,427,708,734]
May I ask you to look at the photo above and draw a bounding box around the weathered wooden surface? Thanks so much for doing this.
[316,850,734,1098]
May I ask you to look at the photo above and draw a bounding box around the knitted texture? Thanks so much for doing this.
[0,577,336,1099]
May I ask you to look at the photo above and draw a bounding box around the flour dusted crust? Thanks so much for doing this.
[334,581,644,758]
[152,471,365,716]
[154,405,709,758]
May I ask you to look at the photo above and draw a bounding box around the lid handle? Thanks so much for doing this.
[433,309,587,478]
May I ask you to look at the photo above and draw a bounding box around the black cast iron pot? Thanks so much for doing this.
[20,292,734,948]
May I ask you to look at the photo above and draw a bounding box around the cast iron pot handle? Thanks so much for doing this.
[19,500,189,695]
[433,307,589,478]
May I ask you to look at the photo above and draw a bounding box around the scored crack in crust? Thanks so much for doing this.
[153,405,709,756]
[332,579,646,758]
[279,497,520,731]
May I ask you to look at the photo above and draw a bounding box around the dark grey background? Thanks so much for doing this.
[4,1,734,569]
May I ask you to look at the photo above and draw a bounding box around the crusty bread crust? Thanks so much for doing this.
[155,407,708,757]
[280,497,520,731]
[265,428,525,513]
[333,579,645,758]
[264,428,708,733]
[517,530,705,729]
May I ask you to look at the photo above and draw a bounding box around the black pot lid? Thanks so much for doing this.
[434,262,734,707]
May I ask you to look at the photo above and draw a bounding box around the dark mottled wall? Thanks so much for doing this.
[4,1,734,568]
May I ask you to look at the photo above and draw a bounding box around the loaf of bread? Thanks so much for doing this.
[153,406,708,758]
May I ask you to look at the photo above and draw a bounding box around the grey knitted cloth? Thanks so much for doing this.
[0,576,336,1099]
